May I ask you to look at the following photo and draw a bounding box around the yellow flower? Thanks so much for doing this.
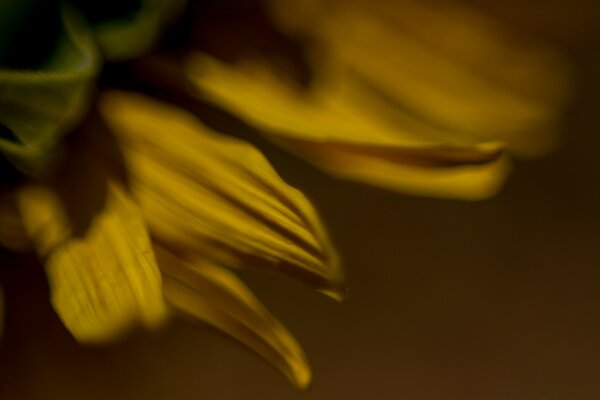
[0,0,572,391]
[0,0,342,389]
[1,90,341,388]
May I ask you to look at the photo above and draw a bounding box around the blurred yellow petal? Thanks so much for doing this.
[157,247,311,389]
[17,182,167,343]
[356,0,569,103]
[267,0,571,157]
[17,186,70,257]
[187,55,511,200]
[315,3,568,156]
[99,91,342,297]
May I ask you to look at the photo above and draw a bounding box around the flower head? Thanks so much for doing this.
[0,0,342,389]
[0,0,572,391]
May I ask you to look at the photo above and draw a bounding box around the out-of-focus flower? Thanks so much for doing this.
[189,0,572,200]
[0,0,574,391]
[0,0,342,389]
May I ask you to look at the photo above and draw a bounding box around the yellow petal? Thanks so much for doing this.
[317,4,569,156]
[99,91,342,297]
[157,247,311,389]
[17,182,167,343]
[267,0,571,157]
[187,55,511,200]
[356,0,570,104]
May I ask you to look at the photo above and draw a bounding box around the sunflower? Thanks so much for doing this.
[0,0,570,391]
[0,0,341,389]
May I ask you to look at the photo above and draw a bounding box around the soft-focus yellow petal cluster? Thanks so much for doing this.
[101,91,342,296]
[188,55,511,200]
[189,0,571,200]
[5,90,340,388]
[0,0,572,390]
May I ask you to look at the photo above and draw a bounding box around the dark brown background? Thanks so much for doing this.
[1,1,600,399]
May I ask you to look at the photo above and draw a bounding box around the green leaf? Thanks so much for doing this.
[0,6,99,175]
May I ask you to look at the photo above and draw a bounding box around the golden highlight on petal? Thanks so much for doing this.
[17,182,167,343]
[187,55,511,200]
[100,91,343,296]
[157,247,311,389]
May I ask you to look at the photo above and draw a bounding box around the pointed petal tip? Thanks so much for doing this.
[291,364,312,391]
[159,248,314,389]
[319,287,346,302]
[280,346,312,390]
[320,252,346,301]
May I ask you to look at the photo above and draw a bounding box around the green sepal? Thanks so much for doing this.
[0,6,100,175]
[83,0,187,62]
